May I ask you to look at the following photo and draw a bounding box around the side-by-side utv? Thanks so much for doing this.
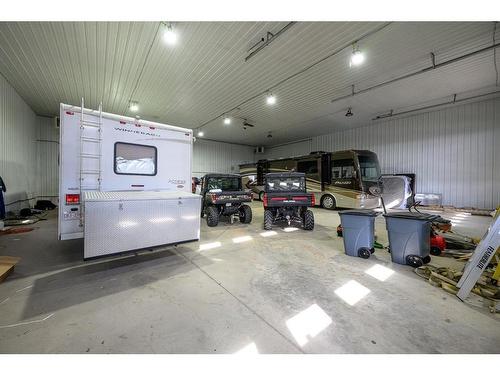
[262,172,315,230]
[200,173,253,227]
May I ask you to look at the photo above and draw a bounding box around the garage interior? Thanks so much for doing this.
[0,20,499,354]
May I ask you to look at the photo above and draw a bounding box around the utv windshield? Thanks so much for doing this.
[357,155,381,182]
[266,176,305,192]
[207,177,241,191]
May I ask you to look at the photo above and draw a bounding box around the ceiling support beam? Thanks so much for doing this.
[245,22,296,62]
[371,89,500,121]
[331,41,500,105]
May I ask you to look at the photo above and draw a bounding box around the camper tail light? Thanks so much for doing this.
[263,193,268,208]
[311,194,316,206]
[66,194,80,205]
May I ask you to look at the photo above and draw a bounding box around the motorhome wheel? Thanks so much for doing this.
[321,194,336,210]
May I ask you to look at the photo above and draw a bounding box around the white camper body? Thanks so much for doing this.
[58,103,201,258]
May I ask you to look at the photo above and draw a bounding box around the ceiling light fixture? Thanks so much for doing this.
[163,23,178,46]
[266,93,276,105]
[345,108,353,117]
[129,101,139,112]
[267,132,272,138]
[197,131,204,137]
[223,116,231,125]
[350,43,365,67]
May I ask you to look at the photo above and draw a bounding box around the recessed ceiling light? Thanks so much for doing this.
[197,131,204,137]
[350,45,365,67]
[129,101,139,112]
[266,93,276,105]
[223,116,231,125]
[163,23,178,46]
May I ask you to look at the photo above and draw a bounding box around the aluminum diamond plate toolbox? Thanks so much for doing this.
[83,191,201,259]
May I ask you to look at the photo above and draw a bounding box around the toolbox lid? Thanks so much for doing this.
[338,209,379,217]
[383,212,439,221]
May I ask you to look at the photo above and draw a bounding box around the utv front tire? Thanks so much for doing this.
[303,209,314,230]
[264,210,273,230]
[239,204,252,224]
[206,206,219,227]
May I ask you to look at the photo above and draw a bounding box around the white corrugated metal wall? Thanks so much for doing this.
[193,139,255,178]
[263,97,500,210]
[36,116,59,200]
[0,73,37,211]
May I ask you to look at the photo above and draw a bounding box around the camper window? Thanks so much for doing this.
[114,142,157,176]
[332,159,355,179]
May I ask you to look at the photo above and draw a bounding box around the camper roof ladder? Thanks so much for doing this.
[79,98,103,192]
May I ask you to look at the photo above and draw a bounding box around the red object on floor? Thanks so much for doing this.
[0,227,34,236]
[430,232,446,255]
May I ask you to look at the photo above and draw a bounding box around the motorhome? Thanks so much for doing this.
[240,150,382,209]
[59,101,201,259]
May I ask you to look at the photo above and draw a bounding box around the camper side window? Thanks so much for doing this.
[114,142,157,176]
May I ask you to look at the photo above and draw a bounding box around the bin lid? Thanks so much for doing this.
[383,211,439,221]
[339,209,379,217]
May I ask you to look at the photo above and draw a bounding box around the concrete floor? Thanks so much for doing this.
[0,202,499,353]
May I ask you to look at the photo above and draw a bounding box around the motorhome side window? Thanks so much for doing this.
[332,159,355,179]
[114,142,157,176]
[297,160,319,181]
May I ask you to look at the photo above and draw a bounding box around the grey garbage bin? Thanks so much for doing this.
[338,210,379,259]
[383,212,439,267]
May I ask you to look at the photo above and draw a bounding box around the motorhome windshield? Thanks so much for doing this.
[358,155,381,182]
[266,176,305,192]
[207,177,241,191]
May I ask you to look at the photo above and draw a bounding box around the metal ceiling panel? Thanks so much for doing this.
[0,21,497,146]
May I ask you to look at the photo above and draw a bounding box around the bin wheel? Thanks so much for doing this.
[370,248,375,254]
[430,246,442,256]
[358,247,371,259]
[423,255,431,264]
[406,255,423,268]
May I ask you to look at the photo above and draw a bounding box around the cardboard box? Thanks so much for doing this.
[0,256,21,283]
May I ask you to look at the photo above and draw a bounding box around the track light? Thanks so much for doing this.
[345,108,353,117]
[163,23,178,46]
[223,116,231,125]
[129,101,139,112]
[197,131,204,137]
[266,93,276,105]
[350,44,364,67]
